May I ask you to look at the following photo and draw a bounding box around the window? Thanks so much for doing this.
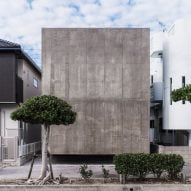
[150,120,154,128]
[170,78,172,105]
[159,118,164,133]
[150,120,155,143]
[150,75,154,87]
[182,76,185,104]
[33,78,38,88]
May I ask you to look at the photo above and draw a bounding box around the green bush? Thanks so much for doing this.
[130,153,150,179]
[113,153,184,181]
[163,154,184,180]
[149,154,166,178]
[79,164,93,181]
[113,153,133,177]
[102,165,110,179]
[114,153,150,179]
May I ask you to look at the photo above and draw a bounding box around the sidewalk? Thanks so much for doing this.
[0,159,116,180]
[1,158,191,180]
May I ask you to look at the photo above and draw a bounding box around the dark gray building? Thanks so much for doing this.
[42,28,150,155]
[0,39,41,165]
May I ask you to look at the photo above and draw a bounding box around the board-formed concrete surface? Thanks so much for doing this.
[158,146,191,165]
[42,28,150,155]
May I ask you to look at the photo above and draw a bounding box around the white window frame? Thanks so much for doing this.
[33,78,38,88]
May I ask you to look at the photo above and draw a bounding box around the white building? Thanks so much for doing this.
[151,18,191,146]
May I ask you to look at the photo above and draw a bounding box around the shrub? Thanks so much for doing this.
[163,154,184,180]
[79,164,93,181]
[113,153,132,177]
[113,153,185,182]
[102,165,110,179]
[130,153,150,179]
[149,153,166,178]
[114,153,150,179]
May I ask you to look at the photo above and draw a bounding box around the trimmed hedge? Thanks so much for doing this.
[149,153,166,178]
[164,154,185,180]
[113,153,184,180]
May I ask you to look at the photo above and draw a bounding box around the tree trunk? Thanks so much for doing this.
[48,152,54,179]
[27,154,37,180]
[39,124,50,179]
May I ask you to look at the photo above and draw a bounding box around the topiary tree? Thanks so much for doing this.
[11,95,76,180]
[171,84,191,102]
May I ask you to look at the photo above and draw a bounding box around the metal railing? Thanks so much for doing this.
[0,136,41,163]
[19,141,41,157]
[1,136,18,162]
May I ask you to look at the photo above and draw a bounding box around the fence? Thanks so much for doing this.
[19,141,41,157]
[0,136,41,164]
[1,137,18,162]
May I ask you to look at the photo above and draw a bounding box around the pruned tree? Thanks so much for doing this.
[11,95,76,181]
[171,84,191,102]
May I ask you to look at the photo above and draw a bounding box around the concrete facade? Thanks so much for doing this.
[42,28,150,155]
[158,145,191,165]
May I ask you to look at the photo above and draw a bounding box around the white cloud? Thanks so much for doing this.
[0,0,191,66]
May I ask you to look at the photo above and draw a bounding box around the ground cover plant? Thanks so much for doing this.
[79,164,93,182]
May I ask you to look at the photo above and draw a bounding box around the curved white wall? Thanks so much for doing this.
[163,18,191,130]
[150,33,164,101]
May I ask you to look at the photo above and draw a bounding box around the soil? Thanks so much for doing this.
[0,177,188,185]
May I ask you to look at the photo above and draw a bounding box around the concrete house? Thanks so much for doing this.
[42,28,150,155]
[0,39,41,165]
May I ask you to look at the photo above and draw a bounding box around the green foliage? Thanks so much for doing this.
[102,165,110,179]
[113,153,131,176]
[149,154,166,178]
[171,84,191,102]
[131,153,150,179]
[11,95,76,125]
[79,164,93,181]
[114,153,150,179]
[164,154,184,180]
[114,153,184,181]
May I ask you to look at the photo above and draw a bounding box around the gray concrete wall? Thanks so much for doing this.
[158,145,191,165]
[42,28,150,155]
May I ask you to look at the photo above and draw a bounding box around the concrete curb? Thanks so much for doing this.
[0,184,191,191]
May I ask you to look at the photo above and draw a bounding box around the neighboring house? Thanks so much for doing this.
[150,18,191,148]
[42,28,150,155]
[0,39,41,165]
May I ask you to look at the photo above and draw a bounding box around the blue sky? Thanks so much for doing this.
[0,0,191,67]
